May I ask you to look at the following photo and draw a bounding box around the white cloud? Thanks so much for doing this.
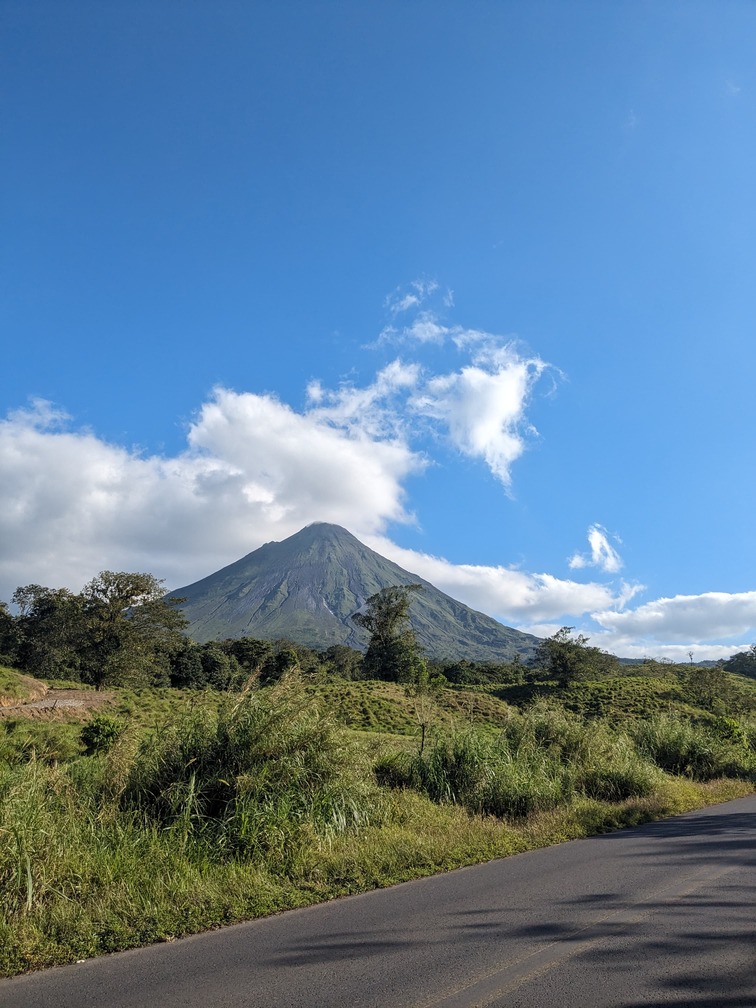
[4,286,752,664]
[378,280,455,346]
[307,359,421,437]
[363,536,632,625]
[0,392,421,599]
[592,591,756,644]
[404,313,451,344]
[0,297,555,601]
[384,278,440,316]
[320,321,552,492]
[569,524,623,574]
[2,396,752,661]
[412,343,547,488]
[512,590,756,661]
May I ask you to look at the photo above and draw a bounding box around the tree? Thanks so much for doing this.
[0,600,20,665]
[678,662,741,714]
[352,584,423,682]
[196,643,243,691]
[79,571,188,687]
[224,637,272,677]
[531,626,619,688]
[321,644,363,680]
[169,640,207,689]
[406,656,442,755]
[11,584,84,679]
[723,645,756,681]
[260,646,300,686]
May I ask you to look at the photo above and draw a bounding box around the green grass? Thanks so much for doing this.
[560,676,690,719]
[0,671,753,977]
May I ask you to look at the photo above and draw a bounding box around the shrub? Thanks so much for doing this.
[81,714,125,755]
[377,727,573,819]
[631,715,754,780]
[121,678,376,862]
[377,702,662,816]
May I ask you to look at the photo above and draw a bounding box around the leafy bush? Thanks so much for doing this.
[81,714,125,754]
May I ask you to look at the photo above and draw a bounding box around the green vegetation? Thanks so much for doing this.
[0,662,753,977]
[376,701,665,817]
[0,579,754,978]
[723,645,756,680]
[6,573,187,687]
[352,584,425,683]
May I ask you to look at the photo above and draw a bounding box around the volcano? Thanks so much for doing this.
[169,523,540,662]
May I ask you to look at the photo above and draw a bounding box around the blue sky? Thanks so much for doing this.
[2,1,755,659]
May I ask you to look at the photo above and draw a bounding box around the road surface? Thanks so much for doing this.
[1,794,754,1007]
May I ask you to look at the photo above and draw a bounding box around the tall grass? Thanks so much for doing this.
[0,680,752,977]
[121,678,376,864]
[630,714,754,780]
[376,700,661,816]
[0,679,377,924]
[0,679,381,973]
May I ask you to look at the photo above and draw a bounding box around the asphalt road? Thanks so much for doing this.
[2,795,754,1007]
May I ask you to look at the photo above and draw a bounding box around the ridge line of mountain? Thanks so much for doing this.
[169,522,540,662]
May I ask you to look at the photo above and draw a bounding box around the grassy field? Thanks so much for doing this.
[0,670,753,977]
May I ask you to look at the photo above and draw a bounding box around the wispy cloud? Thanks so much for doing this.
[569,524,623,574]
[307,359,421,438]
[378,279,454,346]
[328,292,554,489]
[411,344,547,489]
[384,278,440,316]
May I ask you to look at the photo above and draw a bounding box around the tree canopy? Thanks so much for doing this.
[7,572,187,687]
[723,645,756,680]
[352,584,424,682]
[531,626,620,687]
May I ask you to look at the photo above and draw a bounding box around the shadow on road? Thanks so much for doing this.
[266,805,756,1005]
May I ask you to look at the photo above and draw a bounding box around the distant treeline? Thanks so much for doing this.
[1,572,754,713]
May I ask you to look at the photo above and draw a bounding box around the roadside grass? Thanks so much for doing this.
[1,673,754,977]
[0,747,749,978]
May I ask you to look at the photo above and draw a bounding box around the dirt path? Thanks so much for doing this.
[0,689,112,720]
